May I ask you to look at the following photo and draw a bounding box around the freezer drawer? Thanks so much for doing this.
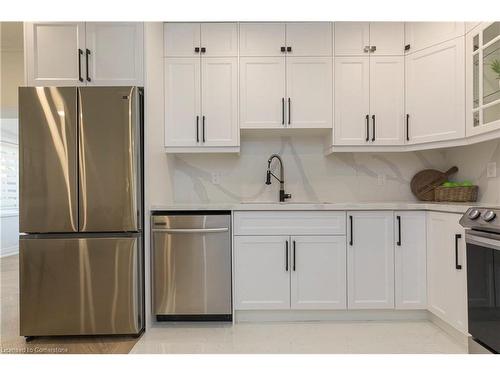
[152,213,232,318]
[20,236,142,336]
[19,87,78,233]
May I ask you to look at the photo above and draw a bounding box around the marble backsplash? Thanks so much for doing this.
[157,136,500,205]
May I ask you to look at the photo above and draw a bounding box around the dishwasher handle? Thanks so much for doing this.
[152,228,229,233]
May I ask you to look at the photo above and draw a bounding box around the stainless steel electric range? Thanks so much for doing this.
[460,207,500,354]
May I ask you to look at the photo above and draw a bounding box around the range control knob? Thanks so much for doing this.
[468,209,481,220]
[482,210,497,222]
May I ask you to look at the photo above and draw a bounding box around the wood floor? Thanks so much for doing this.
[0,254,140,354]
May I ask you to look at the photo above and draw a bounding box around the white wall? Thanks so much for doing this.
[0,22,23,257]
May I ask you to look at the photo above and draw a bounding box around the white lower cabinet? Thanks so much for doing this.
[427,212,468,334]
[234,233,347,310]
[347,211,395,309]
[234,236,290,310]
[233,210,429,317]
[394,211,427,309]
[290,236,347,310]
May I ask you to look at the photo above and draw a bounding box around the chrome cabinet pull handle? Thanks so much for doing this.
[349,215,353,246]
[396,216,401,246]
[293,240,296,271]
[196,116,199,143]
[406,114,410,141]
[288,98,291,125]
[285,240,289,271]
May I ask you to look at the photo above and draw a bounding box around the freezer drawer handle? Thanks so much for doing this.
[152,228,229,233]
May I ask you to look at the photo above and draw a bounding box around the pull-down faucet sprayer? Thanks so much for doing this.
[265,154,291,203]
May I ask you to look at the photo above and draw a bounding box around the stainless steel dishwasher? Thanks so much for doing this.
[152,211,232,321]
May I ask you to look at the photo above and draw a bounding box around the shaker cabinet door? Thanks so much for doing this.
[85,22,144,86]
[239,57,286,129]
[234,236,291,310]
[164,58,201,147]
[334,56,370,144]
[201,58,239,146]
[25,22,86,86]
[347,211,395,309]
[286,57,333,129]
[290,236,347,310]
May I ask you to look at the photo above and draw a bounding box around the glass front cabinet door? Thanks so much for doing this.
[467,22,500,135]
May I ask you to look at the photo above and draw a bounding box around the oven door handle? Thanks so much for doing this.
[466,233,500,251]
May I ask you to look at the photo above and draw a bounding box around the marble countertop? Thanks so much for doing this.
[150,201,499,214]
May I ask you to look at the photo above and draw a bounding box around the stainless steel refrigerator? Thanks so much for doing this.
[18,86,144,338]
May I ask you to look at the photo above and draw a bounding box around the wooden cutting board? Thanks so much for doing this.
[410,166,459,201]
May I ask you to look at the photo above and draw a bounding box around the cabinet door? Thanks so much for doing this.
[427,212,468,334]
[290,236,347,310]
[369,22,404,56]
[163,23,200,57]
[394,211,427,309]
[285,22,332,56]
[369,56,404,145]
[334,57,370,144]
[234,236,290,310]
[347,211,395,309]
[240,57,286,129]
[286,57,332,129]
[201,58,239,147]
[85,22,143,86]
[405,38,465,144]
[334,22,370,56]
[164,58,201,147]
[200,23,238,57]
[405,22,465,53]
[239,23,286,56]
[25,22,86,86]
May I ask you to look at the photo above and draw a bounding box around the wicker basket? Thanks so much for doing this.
[434,185,478,202]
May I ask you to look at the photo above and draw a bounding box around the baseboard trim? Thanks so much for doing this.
[0,246,19,258]
[235,309,428,323]
[427,311,469,347]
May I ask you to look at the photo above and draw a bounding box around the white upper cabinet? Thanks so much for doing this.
[427,212,468,334]
[369,56,405,144]
[200,23,238,56]
[334,57,370,144]
[286,57,333,129]
[25,22,143,86]
[347,211,395,309]
[335,22,404,56]
[285,22,333,56]
[164,58,201,147]
[240,57,286,129]
[369,22,405,55]
[239,23,286,56]
[394,211,427,310]
[290,236,347,310]
[85,23,143,86]
[25,22,86,86]
[405,22,465,54]
[240,22,332,57]
[234,236,291,310]
[201,58,239,146]
[334,22,370,56]
[164,23,238,57]
[405,37,465,144]
[164,23,200,57]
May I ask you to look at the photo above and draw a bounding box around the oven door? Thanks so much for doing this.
[466,230,500,353]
